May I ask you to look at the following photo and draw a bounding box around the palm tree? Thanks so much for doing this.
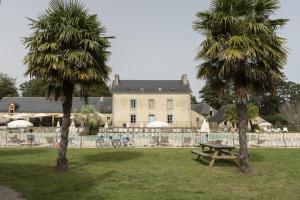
[194,0,288,172]
[74,105,104,135]
[225,104,259,131]
[24,0,111,171]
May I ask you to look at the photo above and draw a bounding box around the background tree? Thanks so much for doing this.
[74,105,104,135]
[279,102,300,128]
[20,78,112,97]
[194,0,288,172]
[191,95,198,104]
[199,84,234,109]
[0,73,19,97]
[20,78,48,97]
[24,0,112,171]
[225,104,259,131]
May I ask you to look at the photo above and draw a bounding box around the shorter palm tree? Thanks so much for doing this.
[225,104,259,131]
[74,105,104,135]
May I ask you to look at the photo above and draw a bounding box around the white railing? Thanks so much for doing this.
[1,129,300,148]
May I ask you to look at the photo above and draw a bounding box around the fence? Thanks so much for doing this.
[1,128,300,148]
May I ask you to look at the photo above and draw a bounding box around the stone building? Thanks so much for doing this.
[0,74,216,128]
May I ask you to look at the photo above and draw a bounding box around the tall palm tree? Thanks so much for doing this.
[24,0,111,171]
[194,0,288,172]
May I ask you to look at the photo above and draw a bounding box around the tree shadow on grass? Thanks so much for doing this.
[83,150,143,163]
[0,148,51,157]
[249,151,265,162]
[0,162,113,200]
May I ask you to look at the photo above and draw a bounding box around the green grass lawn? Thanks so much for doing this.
[0,148,299,200]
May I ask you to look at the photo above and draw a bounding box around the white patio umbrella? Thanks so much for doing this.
[146,121,170,128]
[56,120,61,128]
[7,120,33,129]
[104,121,108,128]
[200,119,210,133]
[33,113,50,118]
[259,122,272,127]
[69,120,76,134]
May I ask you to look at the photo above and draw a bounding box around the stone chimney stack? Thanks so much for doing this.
[113,74,120,85]
[181,74,188,85]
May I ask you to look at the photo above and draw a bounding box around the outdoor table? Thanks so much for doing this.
[192,143,239,167]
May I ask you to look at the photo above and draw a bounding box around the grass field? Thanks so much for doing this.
[0,148,299,200]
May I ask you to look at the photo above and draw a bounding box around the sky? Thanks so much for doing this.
[0,0,299,99]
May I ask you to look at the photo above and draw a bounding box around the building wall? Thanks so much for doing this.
[191,111,205,128]
[112,93,191,127]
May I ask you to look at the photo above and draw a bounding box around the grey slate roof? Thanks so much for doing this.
[208,105,230,123]
[191,102,217,116]
[112,80,191,93]
[0,97,112,113]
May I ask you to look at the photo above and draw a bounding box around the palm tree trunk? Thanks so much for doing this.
[56,82,74,171]
[236,102,251,172]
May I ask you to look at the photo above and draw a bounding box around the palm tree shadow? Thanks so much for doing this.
[83,150,143,163]
[249,151,265,162]
[0,162,113,200]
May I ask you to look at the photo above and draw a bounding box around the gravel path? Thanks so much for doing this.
[0,186,24,200]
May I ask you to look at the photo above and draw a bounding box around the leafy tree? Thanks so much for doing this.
[194,0,288,172]
[225,104,259,131]
[199,84,234,109]
[0,73,19,97]
[20,78,48,97]
[191,95,198,104]
[74,105,103,135]
[24,0,112,171]
[20,78,112,98]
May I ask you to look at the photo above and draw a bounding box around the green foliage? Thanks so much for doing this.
[1,148,300,199]
[199,84,234,109]
[225,104,259,128]
[194,0,288,104]
[74,84,111,97]
[0,73,19,97]
[74,105,102,135]
[190,95,198,104]
[20,78,48,97]
[23,0,112,101]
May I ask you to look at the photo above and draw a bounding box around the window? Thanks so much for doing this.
[209,110,213,116]
[107,117,111,121]
[224,121,227,126]
[167,115,173,124]
[148,99,155,109]
[167,99,173,110]
[130,115,136,124]
[196,118,200,122]
[8,103,15,114]
[148,115,155,123]
[130,99,136,109]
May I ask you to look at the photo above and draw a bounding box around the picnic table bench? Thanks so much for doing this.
[191,143,239,167]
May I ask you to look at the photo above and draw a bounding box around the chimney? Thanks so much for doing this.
[181,74,188,85]
[113,74,119,85]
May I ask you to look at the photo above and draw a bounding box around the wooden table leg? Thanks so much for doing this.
[209,150,219,167]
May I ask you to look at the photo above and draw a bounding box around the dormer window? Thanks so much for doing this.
[8,103,15,114]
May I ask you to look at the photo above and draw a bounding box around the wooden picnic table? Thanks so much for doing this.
[192,143,239,167]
